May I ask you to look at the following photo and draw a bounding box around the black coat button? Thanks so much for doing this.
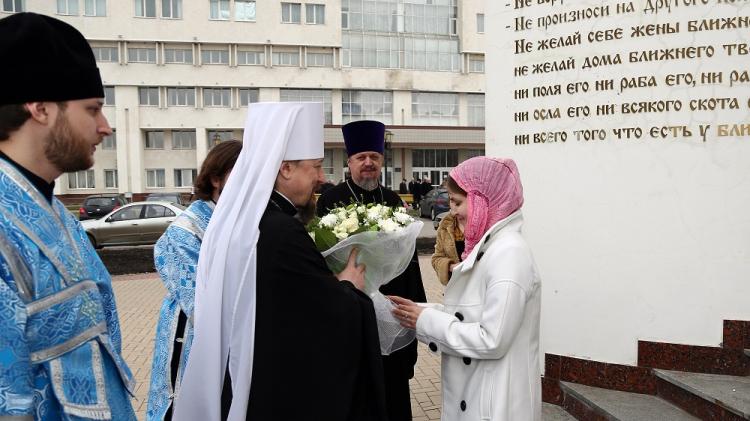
[429,342,438,352]
[454,312,464,321]
[476,251,485,261]
[460,400,466,411]
[463,357,471,365]
[485,234,491,241]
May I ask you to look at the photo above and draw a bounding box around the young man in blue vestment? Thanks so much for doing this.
[0,13,137,420]
[147,140,242,421]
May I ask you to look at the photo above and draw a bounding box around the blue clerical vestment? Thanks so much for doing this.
[0,158,136,420]
[147,200,214,421]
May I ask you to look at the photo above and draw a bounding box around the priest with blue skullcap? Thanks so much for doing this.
[317,120,427,421]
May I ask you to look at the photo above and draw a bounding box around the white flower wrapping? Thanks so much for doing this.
[309,204,423,354]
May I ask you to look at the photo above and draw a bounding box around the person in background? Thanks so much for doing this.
[147,140,242,421]
[392,157,542,421]
[409,177,421,208]
[399,178,408,194]
[0,12,136,420]
[431,188,465,285]
[420,177,433,198]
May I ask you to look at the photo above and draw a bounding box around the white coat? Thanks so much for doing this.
[416,211,542,421]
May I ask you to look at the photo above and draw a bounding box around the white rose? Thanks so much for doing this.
[342,217,360,233]
[335,231,349,240]
[356,206,366,214]
[320,214,338,228]
[337,211,347,220]
[378,218,399,233]
[366,209,380,221]
[394,212,412,225]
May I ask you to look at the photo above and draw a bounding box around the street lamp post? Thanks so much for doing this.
[384,130,393,189]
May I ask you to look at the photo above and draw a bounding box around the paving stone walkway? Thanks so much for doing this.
[112,257,445,420]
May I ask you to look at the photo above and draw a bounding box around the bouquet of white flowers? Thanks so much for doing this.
[308,203,423,354]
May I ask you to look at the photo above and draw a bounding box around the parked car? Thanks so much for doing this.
[419,188,450,220]
[146,192,185,206]
[434,211,449,230]
[81,201,185,248]
[79,194,128,220]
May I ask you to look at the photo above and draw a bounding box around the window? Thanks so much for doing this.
[161,0,181,18]
[172,131,196,149]
[411,92,458,126]
[174,169,197,187]
[209,0,229,19]
[102,131,116,150]
[235,0,255,20]
[464,149,484,159]
[469,56,484,73]
[203,88,231,107]
[207,130,233,148]
[145,204,176,218]
[322,149,334,179]
[57,0,78,15]
[68,170,95,189]
[281,2,301,23]
[411,149,458,168]
[145,131,164,149]
[92,47,118,62]
[305,3,324,24]
[167,87,195,106]
[135,0,156,17]
[280,89,332,124]
[272,52,299,66]
[467,94,485,127]
[307,52,333,67]
[139,87,159,106]
[201,49,229,64]
[342,90,393,124]
[476,13,484,33]
[104,169,118,188]
[239,88,259,106]
[103,86,115,106]
[146,169,166,188]
[164,48,193,64]
[111,205,143,221]
[84,0,106,16]
[128,47,157,63]
[2,0,24,12]
[237,50,264,65]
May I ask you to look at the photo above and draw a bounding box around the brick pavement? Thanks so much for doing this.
[112,257,445,421]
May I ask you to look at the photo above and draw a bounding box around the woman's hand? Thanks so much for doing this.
[389,295,425,330]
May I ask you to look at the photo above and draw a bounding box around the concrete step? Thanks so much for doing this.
[542,402,576,421]
[654,369,750,419]
[560,381,698,421]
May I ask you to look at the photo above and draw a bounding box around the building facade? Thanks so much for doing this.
[6,0,485,198]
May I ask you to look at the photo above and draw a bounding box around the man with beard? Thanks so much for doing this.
[316,120,427,421]
[0,13,136,420]
[174,103,387,421]
[147,140,242,421]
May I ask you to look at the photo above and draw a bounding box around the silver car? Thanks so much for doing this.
[81,201,184,248]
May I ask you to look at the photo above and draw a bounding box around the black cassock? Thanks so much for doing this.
[234,191,388,421]
[317,180,428,421]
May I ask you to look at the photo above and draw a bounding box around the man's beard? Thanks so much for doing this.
[353,177,379,191]
[295,192,317,225]
[44,111,94,173]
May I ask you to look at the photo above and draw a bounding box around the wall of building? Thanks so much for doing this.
[486,0,750,368]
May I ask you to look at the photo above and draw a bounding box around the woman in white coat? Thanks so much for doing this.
[391,156,541,421]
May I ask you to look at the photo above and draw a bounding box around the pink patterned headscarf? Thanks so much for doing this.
[449,157,524,260]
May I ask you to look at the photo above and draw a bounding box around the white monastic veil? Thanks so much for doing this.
[173,102,324,420]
